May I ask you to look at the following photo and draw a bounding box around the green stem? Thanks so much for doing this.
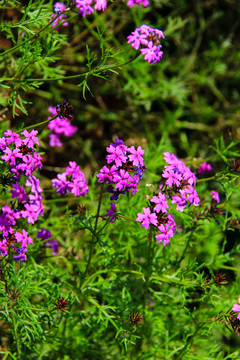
[2,53,140,84]
[80,184,104,289]
[197,171,229,183]
[175,323,204,360]
[11,312,21,358]
[0,9,70,58]
[177,228,195,265]
[17,114,58,133]
[137,228,153,351]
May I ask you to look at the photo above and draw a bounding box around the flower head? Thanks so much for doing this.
[52,161,89,197]
[232,299,240,320]
[127,25,165,64]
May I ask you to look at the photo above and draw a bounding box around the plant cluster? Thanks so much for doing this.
[0,1,240,359]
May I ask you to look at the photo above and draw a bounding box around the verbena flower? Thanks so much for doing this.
[210,190,220,204]
[50,2,69,29]
[232,299,240,320]
[126,0,149,7]
[0,130,43,261]
[136,207,158,229]
[136,152,199,246]
[198,162,213,176]
[52,161,89,197]
[37,228,59,255]
[127,25,164,64]
[105,203,117,223]
[75,0,108,17]
[96,139,146,202]
[48,105,78,147]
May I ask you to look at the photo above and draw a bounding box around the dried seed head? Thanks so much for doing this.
[129,311,144,327]
[56,100,74,120]
[53,296,69,312]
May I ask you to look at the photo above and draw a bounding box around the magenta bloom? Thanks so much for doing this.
[162,168,182,187]
[141,42,163,64]
[48,105,77,147]
[52,161,89,197]
[155,224,173,246]
[21,130,39,148]
[94,0,107,11]
[150,193,169,213]
[136,207,158,229]
[106,203,117,223]
[232,299,240,320]
[128,146,145,166]
[210,191,220,204]
[126,0,149,7]
[198,162,213,176]
[106,145,127,167]
[50,2,68,29]
[127,25,165,64]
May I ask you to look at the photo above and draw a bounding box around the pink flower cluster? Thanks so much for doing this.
[74,0,107,17]
[50,2,69,29]
[0,130,43,262]
[52,161,89,197]
[126,0,149,7]
[232,299,240,320]
[96,139,146,222]
[127,25,165,64]
[198,161,213,176]
[48,105,78,147]
[136,152,200,246]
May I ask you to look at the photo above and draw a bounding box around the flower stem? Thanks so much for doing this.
[17,115,58,133]
[11,312,21,358]
[175,323,204,360]
[80,183,104,289]
[177,228,195,265]
[2,54,141,84]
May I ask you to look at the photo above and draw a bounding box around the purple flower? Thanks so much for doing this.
[52,161,89,197]
[136,207,158,229]
[50,2,68,29]
[127,25,165,64]
[151,193,169,213]
[162,168,182,187]
[75,0,94,17]
[113,169,130,191]
[106,203,117,223]
[94,0,107,11]
[96,165,118,184]
[172,190,188,212]
[47,105,78,147]
[3,130,22,147]
[21,130,39,148]
[11,183,28,203]
[97,139,146,215]
[106,145,127,167]
[141,42,163,64]
[198,162,213,176]
[126,0,149,7]
[37,228,52,240]
[210,191,220,204]
[232,299,240,320]
[128,146,145,166]
[13,247,27,263]
[15,229,33,247]
[37,228,59,255]
[1,147,22,165]
[21,203,40,224]
[155,224,173,246]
